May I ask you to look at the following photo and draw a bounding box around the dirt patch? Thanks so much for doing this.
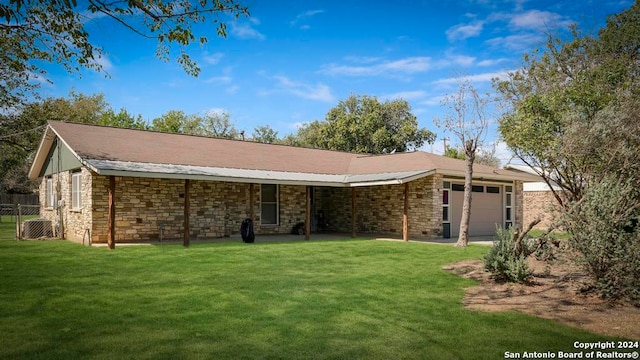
[444,256,640,340]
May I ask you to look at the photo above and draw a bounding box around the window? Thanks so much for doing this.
[505,185,513,228]
[71,172,82,210]
[486,186,500,194]
[472,185,484,193]
[442,188,450,222]
[452,184,465,191]
[261,184,279,225]
[45,177,54,208]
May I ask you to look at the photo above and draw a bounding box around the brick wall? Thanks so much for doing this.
[39,168,93,243]
[90,175,309,243]
[523,190,559,229]
[40,170,521,243]
[316,174,443,239]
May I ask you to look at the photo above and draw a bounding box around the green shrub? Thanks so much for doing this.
[484,226,533,283]
[563,177,640,305]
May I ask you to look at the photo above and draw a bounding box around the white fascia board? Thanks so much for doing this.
[88,160,350,187]
[87,160,437,188]
[348,170,435,187]
[436,169,537,182]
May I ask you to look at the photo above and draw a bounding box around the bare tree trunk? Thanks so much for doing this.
[456,152,474,247]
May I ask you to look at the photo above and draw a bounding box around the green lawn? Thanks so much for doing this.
[0,238,617,359]
[0,215,18,241]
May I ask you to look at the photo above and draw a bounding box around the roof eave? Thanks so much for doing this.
[436,169,539,182]
[93,168,350,187]
[27,125,55,180]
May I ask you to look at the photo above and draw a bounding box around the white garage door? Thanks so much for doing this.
[450,184,503,237]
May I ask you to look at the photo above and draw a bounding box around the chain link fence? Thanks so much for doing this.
[1,204,57,240]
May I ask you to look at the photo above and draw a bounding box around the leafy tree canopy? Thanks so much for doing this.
[293,95,435,154]
[150,109,240,139]
[495,1,640,206]
[252,125,279,144]
[0,0,249,111]
[494,1,640,302]
[0,91,146,193]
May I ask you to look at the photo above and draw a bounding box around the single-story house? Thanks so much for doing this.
[504,164,562,229]
[28,121,537,248]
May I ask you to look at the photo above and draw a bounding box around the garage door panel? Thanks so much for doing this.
[451,185,503,237]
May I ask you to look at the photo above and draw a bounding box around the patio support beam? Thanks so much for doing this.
[107,175,116,249]
[351,187,356,238]
[249,183,255,221]
[183,179,190,247]
[305,186,311,240]
[403,182,409,242]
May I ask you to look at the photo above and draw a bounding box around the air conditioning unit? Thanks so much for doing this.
[22,218,54,239]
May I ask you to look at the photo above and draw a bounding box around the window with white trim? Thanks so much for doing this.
[45,177,54,208]
[442,181,450,223]
[71,171,82,210]
[505,185,513,228]
[260,184,279,225]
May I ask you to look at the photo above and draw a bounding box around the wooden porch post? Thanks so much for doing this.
[249,183,255,221]
[351,187,357,238]
[305,186,311,240]
[403,182,409,242]
[183,179,190,247]
[107,176,116,250]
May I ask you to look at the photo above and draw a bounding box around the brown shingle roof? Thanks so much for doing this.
[49,121,356,175]
[29,121,537,184]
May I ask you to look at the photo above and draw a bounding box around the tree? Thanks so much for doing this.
[444,145,500,167]
[495,4,640,208]
[293,95,435,154]
[435,79,491,247]
[0,0,249,111]
[252,125,279,143]
[196,110,240,139]
[494,2,640,303]
[151,110,198,134]
[99,108,147,130]
[0,92,146,192]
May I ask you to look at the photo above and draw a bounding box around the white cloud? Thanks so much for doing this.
[230,20,265,40]
[381,90,428,101]
[485,33,544,51]
[433,70,515,86]
[446,20,484,41]
[226,85,239,94]
[271,76,335,102]
[421,95,447,106]
[203,52,224,65]
[321,57,432,77]
[290,9,325,27]
[448,54,476,67]
[92,54,113,71]
[477,58,509,67]
[204,76,232,85]
[509,10,573,31]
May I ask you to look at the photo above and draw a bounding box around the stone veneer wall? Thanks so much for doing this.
[316,174,443,239]
[39,167,93,243]
[39,170,525,243]
[514,180,524,231]
[90,175,308,243]
[523,190,559,229]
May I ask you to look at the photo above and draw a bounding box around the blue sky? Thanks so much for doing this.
[40,0,632,163]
